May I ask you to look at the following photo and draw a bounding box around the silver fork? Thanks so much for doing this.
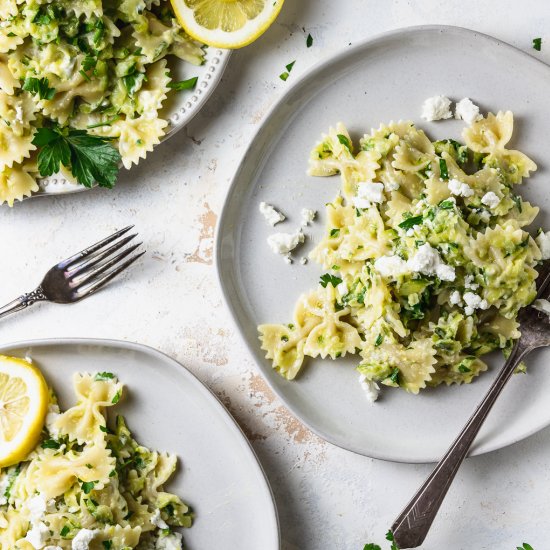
[0,226,144,320]
[392,263,550,548]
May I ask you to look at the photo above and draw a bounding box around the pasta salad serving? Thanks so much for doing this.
[0,356,192,549]
[259,110,547,401]
[0,0,205,206]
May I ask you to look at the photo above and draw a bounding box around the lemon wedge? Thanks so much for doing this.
[0,355,49,468]
[171,0,285,49]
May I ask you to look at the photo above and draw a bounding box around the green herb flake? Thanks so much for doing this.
[81,480,96,494]
[168,76,198,91]
[533,38,542,51]
[22,77,56,100]
[306,33,313,48]
[286,60,296,72]
[60,525,71,537]
[363,545,382,550]
[439,199,455,209]
[337,134,352,152]
[102,542,113,550]
[439,157,449,180]
[41,439,61,449]
[94,372,114,381]
[319,273,343,288]
[398,214,423,230]
[374,334,383,347]
[112,390,121,404]
[458,365,471,373]
[329,228,340,238]
[279,72,289,81]
[517,544,535,550]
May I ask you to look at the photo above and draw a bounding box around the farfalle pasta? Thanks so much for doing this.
[259,111,545,400]
[0,0,205,205]
[0,372,192,549]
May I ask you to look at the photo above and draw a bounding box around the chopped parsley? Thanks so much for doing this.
[387,368,400,385]
[517,545,534,550]
[374,334,384,347]
[103,542,113,549]
[168,76,198,91]
[22,77,56,100]
[337,134,352,152]
[280,60,296,81]
[112,390,122,404]
[95,372,115,381]
[330,228,340,238]
[32,126,121,188]
[533,38,542,51]
[439,157,449,180]
[438,199,455,209]
[41,439,61,449]
[319,273,343,288]
[398,214,423,230]
[81,480,96,494]
[363,545,382,550]
[60,525,71,537]
[286,60,296,72]
[306,33,313,48]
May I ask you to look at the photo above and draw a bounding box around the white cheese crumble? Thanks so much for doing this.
[267,230,304,257]
[352,197,372,209]
[71,529,97,550]
[448,178,474,197]
[27,494,47,522]
[384,180,400,192]
[479,210,491,223]
[359,374,380,403]
[25,521,50,549]
[373,255,408,278]
[454,97,482,125]
[464,275,479,290]
[337,281,348,297]
[449,290,462,306]
[44,547,63,550]
[300,208,316,227]
[0,475,9,506]
[536,231,550,260]
[463,292,489,316]
[151,508,169,530]
[156,532,184,550]
[421,95,453,121]
[408,243,456,282]
[259,202,285,226]
[45,404,61,438]
[481,191,501,209]
[357,181,385,204]
[533,298,550,316]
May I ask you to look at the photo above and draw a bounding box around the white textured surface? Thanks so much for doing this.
[2,1,550,548]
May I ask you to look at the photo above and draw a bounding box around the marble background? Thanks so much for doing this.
[3,1,550,548]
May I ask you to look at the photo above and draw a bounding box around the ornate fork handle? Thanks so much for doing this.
[392,341,530,548]
[0,286,48,320]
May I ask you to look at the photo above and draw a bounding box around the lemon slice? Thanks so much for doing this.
[171,0,285,49]
[0,356,49,468]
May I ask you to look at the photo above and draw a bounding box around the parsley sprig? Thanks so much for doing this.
[32,126,121,188]
[168,76,198,90]
[22,77,56,100]
[320,273,342,288]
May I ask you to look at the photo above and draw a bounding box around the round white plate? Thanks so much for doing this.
[0,339,279,549]
[38,47,231,196]
[216,25,550,463]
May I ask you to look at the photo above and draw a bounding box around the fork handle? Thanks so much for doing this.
[392,342,529,548]
[0,286,48,320]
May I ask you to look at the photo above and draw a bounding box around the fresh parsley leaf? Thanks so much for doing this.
[386,530,399,550]
[517,545,534,550]
[387,369,400,386]
[286,60,296,72]
[374,334,383,347]
[60,525,71,537]
[398,214,423,230]
[41,439,61,449]
[439,157,449,180]
[306,33,313,48]
[438,199,455,209]
[533,38,542,51]
[337,134,352,152]
[363,545,382,550]
[330,228,340,238]
[168,77,198,91]
[458,364,471,373]
[279,72,289,81]
[319,273,343,288]
[94,372,114,381]
[82,56,97,72]
[112,389,122,404]
[103,542,113,550]
[22,77,56,100]
[122,71,146,95]
[81,480,96,494]
[33,127,121,188]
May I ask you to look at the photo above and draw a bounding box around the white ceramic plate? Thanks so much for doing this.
[216,25,550,463]
[0,339,279,549]
[37,47,231,196]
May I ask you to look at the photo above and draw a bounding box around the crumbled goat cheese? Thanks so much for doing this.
[479,210,491,223]
[45,404,61,438]
[15,104,24,125]
[27,495,47,522]
[373,255,408,278]
[0,475,9,506]
[463,292,489,316]
[259,202,285,226]
[449,290,462,306]
[359,374,380,403]
[536,231,550,260]
[481,191,501,209]
[300,208,316,227]
[384,180,400,192]
[25,521,50,549]
[454,98,482,125]
[151,508,169,530]
[406,228,415,237]
[337,282,348,297]
[267,230,304,257]
[464,275,479,290]
[448,178,474,197]
[352,197,372,209]
[357,181,385,204]
[408,243,456,281]
[421,95,453,121]
[71,529,96,550]
[533,299,550,316]
[156,532,184,550]
[300,257,308,265]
